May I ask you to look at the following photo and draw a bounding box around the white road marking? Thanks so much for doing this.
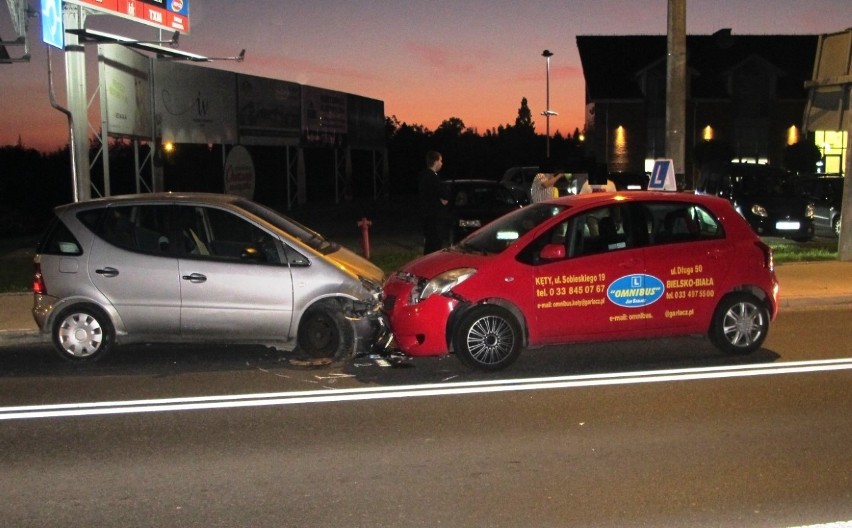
[1,358,852,421]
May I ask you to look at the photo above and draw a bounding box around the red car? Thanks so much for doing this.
[383,192,779,370]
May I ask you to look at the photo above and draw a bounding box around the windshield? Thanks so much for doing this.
[457,203,568,254]
[235,198,338,254]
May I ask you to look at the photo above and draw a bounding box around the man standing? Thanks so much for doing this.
[418,151,448,254]
[530,160,565,203]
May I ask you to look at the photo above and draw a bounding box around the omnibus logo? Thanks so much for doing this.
[607,274,665,308]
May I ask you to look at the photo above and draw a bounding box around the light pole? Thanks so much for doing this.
[541,49,558,158]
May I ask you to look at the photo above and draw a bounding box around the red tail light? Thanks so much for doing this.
[755,240,774,272]
[33,262,46,295]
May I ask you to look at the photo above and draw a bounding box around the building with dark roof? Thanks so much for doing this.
[577,33,819,185]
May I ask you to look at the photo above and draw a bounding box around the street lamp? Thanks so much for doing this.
[541,49,558,158]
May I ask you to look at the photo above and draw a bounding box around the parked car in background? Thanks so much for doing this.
[695,162,815,241]
[443,179,522,244]
[32,193,386,362]
[383,192,778,370]
[500,166,579,204]
[798,175,843,237]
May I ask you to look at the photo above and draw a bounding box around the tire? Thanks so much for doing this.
[833,215,841,238]
[52,305,115,362]
[709,293,769,355]
[453,306,522,371]
[297,301,354,360]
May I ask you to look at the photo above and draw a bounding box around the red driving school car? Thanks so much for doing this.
[382,192,779,370]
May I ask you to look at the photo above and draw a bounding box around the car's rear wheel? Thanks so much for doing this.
[833,215,841,237]
[52,305,114,362]
[297,300,354,360]
[453,306,522,371]
[709,293,769,354]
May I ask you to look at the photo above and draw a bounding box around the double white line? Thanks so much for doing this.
[2,358,852,421]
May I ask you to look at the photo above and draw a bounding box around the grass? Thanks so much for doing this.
[766,238,839,263]
[0,236,36,294]
[0,235,840,295]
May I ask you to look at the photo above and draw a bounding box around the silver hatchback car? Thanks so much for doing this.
[32,193,387,362]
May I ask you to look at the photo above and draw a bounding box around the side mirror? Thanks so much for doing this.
[540,243,565,261]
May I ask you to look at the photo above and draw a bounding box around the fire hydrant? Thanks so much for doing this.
[357,217,372,259]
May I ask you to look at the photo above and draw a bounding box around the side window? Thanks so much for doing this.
[97,206,139,251]
[81,205,173,254]
[191,207,282,264]
[648,202,723,245]
[133,205,171,253]
[38,215,83,256]
[282,243,310,267]
[517,204,642,265]
[568,204,632,257]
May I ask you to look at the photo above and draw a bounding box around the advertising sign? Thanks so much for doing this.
[302,86,347,145]
[101,45,153,138]
[237,75,301,146]
[154,61,237,145]
[223,146,255,199]
[65,0,191,34]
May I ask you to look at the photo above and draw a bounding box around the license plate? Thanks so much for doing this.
[776,221,801,230]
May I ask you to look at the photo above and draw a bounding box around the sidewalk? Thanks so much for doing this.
[1,260,849,347]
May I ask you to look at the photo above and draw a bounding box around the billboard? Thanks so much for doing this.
[65,0,190,34]
[237,75,301,146]
[100,45,153,138]
[347,94,384,149]
[154,61,237,144]
[302,86,347,145]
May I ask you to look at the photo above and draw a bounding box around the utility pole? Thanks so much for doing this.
[666,0,687,188]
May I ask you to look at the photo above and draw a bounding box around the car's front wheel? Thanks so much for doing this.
[52,305,115,362]
[709,293,769,355]
[297,300,354,360]
[833,215,841,237]
[453,306,522,370]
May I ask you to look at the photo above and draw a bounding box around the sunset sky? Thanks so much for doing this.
[1,0,850,152]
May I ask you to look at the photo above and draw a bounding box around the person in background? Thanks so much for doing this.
[418,150,448,254]
[530,160,565,203]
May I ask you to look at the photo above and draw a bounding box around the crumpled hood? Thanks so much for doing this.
[326,246,385,285]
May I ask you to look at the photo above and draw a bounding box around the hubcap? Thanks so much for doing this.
[722,302,764,348]
[467,315,515,365]
[58,313,103,358]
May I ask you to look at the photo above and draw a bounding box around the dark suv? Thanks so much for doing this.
[798,175,843,237]
[695,162,815,242]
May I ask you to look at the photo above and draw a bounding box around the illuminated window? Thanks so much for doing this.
[815,130,848,175]
[702,126,714,141]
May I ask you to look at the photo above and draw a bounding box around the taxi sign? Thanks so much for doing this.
[649,159,677,191]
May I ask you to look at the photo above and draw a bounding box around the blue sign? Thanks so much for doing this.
[607,274,665,308]
[41,0,64,49]
[649,159,677,191]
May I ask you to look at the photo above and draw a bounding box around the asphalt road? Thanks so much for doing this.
[0,308,850,527]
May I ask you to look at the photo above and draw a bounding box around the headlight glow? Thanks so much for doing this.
[805,203,815,219]
[751,204,768,218]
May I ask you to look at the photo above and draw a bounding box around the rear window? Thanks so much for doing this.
[36,215,83,256]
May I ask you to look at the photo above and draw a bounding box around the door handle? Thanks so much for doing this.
[181,273,207,283]
[95,267,119,277]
